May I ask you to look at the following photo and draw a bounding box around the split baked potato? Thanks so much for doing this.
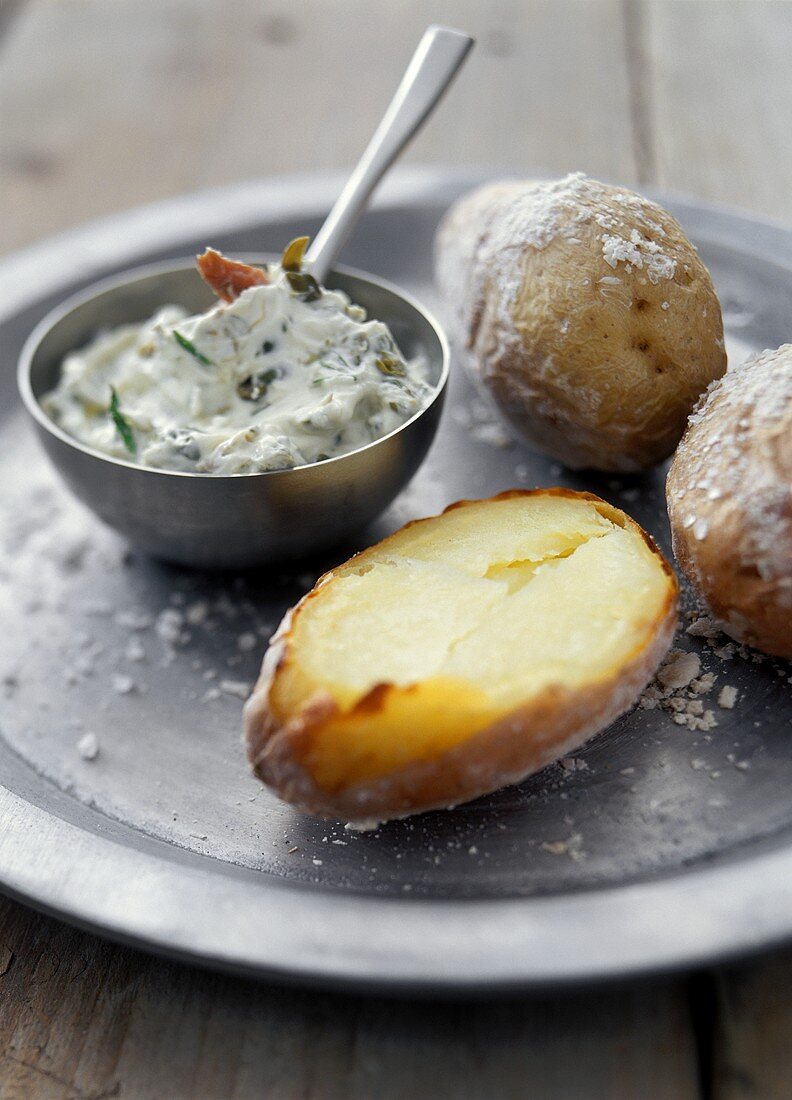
[434,173,727,472]
[244,490,678,822]
[667,345,792,658]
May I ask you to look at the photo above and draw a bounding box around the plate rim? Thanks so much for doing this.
[2,165,792,993]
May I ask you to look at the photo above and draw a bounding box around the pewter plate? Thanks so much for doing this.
[0,169,790,993]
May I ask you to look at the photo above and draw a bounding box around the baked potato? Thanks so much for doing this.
[434,173,727,472]
[667,345,792,658]
[244,489,678,823]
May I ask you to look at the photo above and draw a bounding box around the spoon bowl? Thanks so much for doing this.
[17,258,449,569]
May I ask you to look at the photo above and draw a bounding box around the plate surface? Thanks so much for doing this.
[0,168,790,993]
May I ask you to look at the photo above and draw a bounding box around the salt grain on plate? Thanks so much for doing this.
[185,600,210,626]
[541,833,584,860]
[115,610,154,631]
[657,651,701,690]
[718,685,739,709]
[471,421,512,448]
[112,673,135,695]
[155,608,186,647]
[76,731,99,761]
[690,672,717,695]
[686,616,721,639]
[559,756,589,773]
[219,679,251,700]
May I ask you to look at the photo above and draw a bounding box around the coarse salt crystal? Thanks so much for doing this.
[77,732,99,760]
[219,679,251,700]
[185,600,210,626]
[155,608,186,646]
[658,652,701,690]
[115,610,153,631]
[687,617,721,639]
[718,685,738,709]
[112,673,135,695]
[690,672,717,695]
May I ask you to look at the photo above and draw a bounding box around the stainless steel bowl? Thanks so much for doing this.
[17,258,449,569]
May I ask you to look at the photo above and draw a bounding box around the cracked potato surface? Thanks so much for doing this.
[245,490,678,822]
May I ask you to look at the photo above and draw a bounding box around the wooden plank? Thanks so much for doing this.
[705,951,792,1099]
[0,1,25,43]
[639,4,792,1092]
[343,984,699,1100]
[0,0,637,255]
[0,895,700,1099]
[643,0,792,221]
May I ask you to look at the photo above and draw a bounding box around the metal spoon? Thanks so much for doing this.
[308,25,474,282]
[18,27,473,568]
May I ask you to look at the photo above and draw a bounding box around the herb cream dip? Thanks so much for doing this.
[43,242,432,474]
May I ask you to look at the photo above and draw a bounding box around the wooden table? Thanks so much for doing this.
[1,2,791,1096]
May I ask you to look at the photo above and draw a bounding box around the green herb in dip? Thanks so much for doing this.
[43,243,433,474]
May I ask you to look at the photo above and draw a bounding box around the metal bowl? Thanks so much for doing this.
[17,258,449,569]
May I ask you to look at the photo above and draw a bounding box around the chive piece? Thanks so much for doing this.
[375,354,406,377]
[281,236,310,272]
[173,329,213,366]
[285,271,322,302]
[109,387,137,456]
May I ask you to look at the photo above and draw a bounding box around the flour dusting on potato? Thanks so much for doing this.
[668,344,792,657]
[435,174,726,471]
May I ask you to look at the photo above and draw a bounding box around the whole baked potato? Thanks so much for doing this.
[434,173,727,471]
[667,344,792,658]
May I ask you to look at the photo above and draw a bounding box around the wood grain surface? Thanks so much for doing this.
[1,2,791,1097]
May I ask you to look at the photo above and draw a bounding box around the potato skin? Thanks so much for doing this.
[244,489,679,823]
[434,174,727,472]
[667,345,792,658]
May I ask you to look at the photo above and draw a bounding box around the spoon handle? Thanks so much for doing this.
[306,25,474,284]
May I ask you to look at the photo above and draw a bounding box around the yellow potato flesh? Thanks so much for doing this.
[273,495,670,790]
